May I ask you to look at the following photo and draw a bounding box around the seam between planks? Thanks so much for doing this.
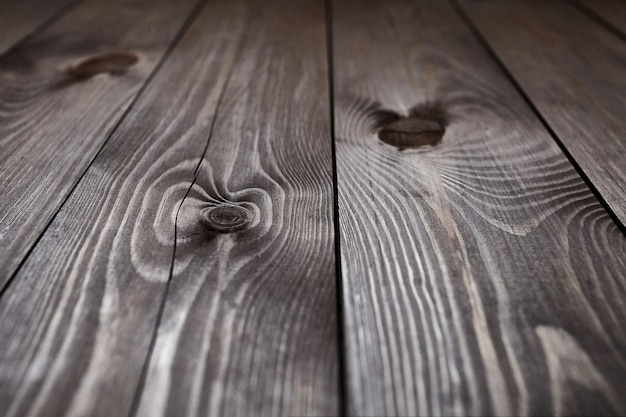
[0,0,213,298]
[450,0,626,236]
[325,0,348,416]
[125,2,250,415]
[568,0,626,43]
[0,0,87,60]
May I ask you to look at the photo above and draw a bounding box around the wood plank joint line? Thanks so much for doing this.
[325,0,348,415]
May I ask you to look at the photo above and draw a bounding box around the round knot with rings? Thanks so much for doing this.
[200,204,252,233]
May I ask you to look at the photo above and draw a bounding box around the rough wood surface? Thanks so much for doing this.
[0,0,245,415]
[0,0,79,56]
[332,0,626,415]
[134,0,339,415]
[460,0,626,228]
[0,0,199,284]
[575,0,626,34]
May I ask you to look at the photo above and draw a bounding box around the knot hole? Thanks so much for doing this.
[377,102,449,150]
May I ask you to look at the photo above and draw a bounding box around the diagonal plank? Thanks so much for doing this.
[332,0,626,415]
[459,0,626,228]
[574,0,626,35]
[0,0,246,415]
[0,0,201,283]
[0,0,80,56]
[133,0,339,415]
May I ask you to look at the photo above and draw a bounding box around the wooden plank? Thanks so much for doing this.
[133,0,338,416]
[0,0,79,56]
[0,0,246,416]
[0,0,200,283]
[575,0,626,34]
[459,0,626,227]
[332,0,626,415]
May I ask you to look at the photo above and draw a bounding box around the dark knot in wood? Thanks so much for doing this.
[200,205,252,234]
[378,118,444,150]
[67,51,139,79]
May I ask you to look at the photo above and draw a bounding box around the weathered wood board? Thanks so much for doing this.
[332,0,626,415]
[134,0,339,415]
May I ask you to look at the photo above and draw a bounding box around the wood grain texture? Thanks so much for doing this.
[133,0,339,415]
[460,0,626,227]
[0,0,200,284]
[332,0,626,415]
[0,0,79,56]
[575,0,626,34]
[0,0,246,415]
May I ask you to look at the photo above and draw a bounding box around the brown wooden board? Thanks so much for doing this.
[332,0,626,415]
[575,0,626,34]
[0,0,79,56]
[0,0,200,283]
[133,0,339,415]
[0,0,246,415]
[460,0,626,228]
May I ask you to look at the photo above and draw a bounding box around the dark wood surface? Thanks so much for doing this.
[134,0,338,415]
[332,0,626,415]
[0,0,79,55]
[0,0,338,415]
[0,0,199,283]
[0,0,625,416]
[460,0,626,228]
[576,0,626,34]
[0,0,241,415]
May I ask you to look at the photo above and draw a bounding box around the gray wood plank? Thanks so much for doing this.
[134,0,339,415]
[460,0,626,227]
[0,0,200,284]
[0,0,245,415]
[0,0,79,56]
[576,0,626,34]
[332,0,626,415]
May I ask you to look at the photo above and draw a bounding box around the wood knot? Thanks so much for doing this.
[67,51,139,79]
[200,205,252,233]
[378,118,444,150]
